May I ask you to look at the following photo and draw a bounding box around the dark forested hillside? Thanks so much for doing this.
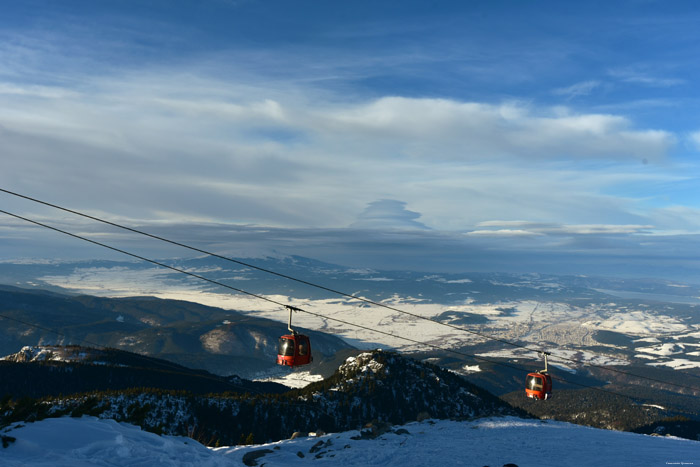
[0,350,523,446]
[0,346,287,398]
[502,386,700,440]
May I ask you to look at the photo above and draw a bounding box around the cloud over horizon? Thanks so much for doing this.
[349,199,430,230]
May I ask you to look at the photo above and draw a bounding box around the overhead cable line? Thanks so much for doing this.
[4,188,700,388]
[0,208,698,399]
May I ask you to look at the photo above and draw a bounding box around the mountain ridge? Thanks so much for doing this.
[0,349,524,446]
[0,345,288,399]
[0,285,353,378]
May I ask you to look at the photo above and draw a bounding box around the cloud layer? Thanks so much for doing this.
[1,1,700,281]
[0,71,680,232]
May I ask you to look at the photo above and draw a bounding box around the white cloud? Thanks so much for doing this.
[0,83,79,99]
[552,80,602,99]
[556,224,654,235]
[648,205,700,233]
[471,221,654,237]
[688,130,700,151]
[316,97,674,162]
[467,229,542,237]
[608,68,685,87]
[350,200,429,230]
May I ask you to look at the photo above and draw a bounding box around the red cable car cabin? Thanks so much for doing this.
[277,333,312,367]
[276,306,312,367]
[525,351,552,400]
[525,372,552,400]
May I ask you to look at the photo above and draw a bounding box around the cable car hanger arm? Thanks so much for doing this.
[285,305,301,335]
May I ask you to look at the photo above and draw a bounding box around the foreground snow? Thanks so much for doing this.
[1,417,230,466]
[1,416,698,466]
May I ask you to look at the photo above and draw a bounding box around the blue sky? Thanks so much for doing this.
[2,0,700,279]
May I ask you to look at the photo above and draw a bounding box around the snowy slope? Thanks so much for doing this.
[1,416,698,467]
[1,417,231,467]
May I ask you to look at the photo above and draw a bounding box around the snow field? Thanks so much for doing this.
[583,310,688,335]
[1,417,232,467]
[2,416,698,467]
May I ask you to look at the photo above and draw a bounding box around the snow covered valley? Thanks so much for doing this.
[9,256,699,374]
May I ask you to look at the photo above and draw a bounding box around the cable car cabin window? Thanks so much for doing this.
[526,374,544,391]
[278,338,295,357]
[297,339,308,356]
